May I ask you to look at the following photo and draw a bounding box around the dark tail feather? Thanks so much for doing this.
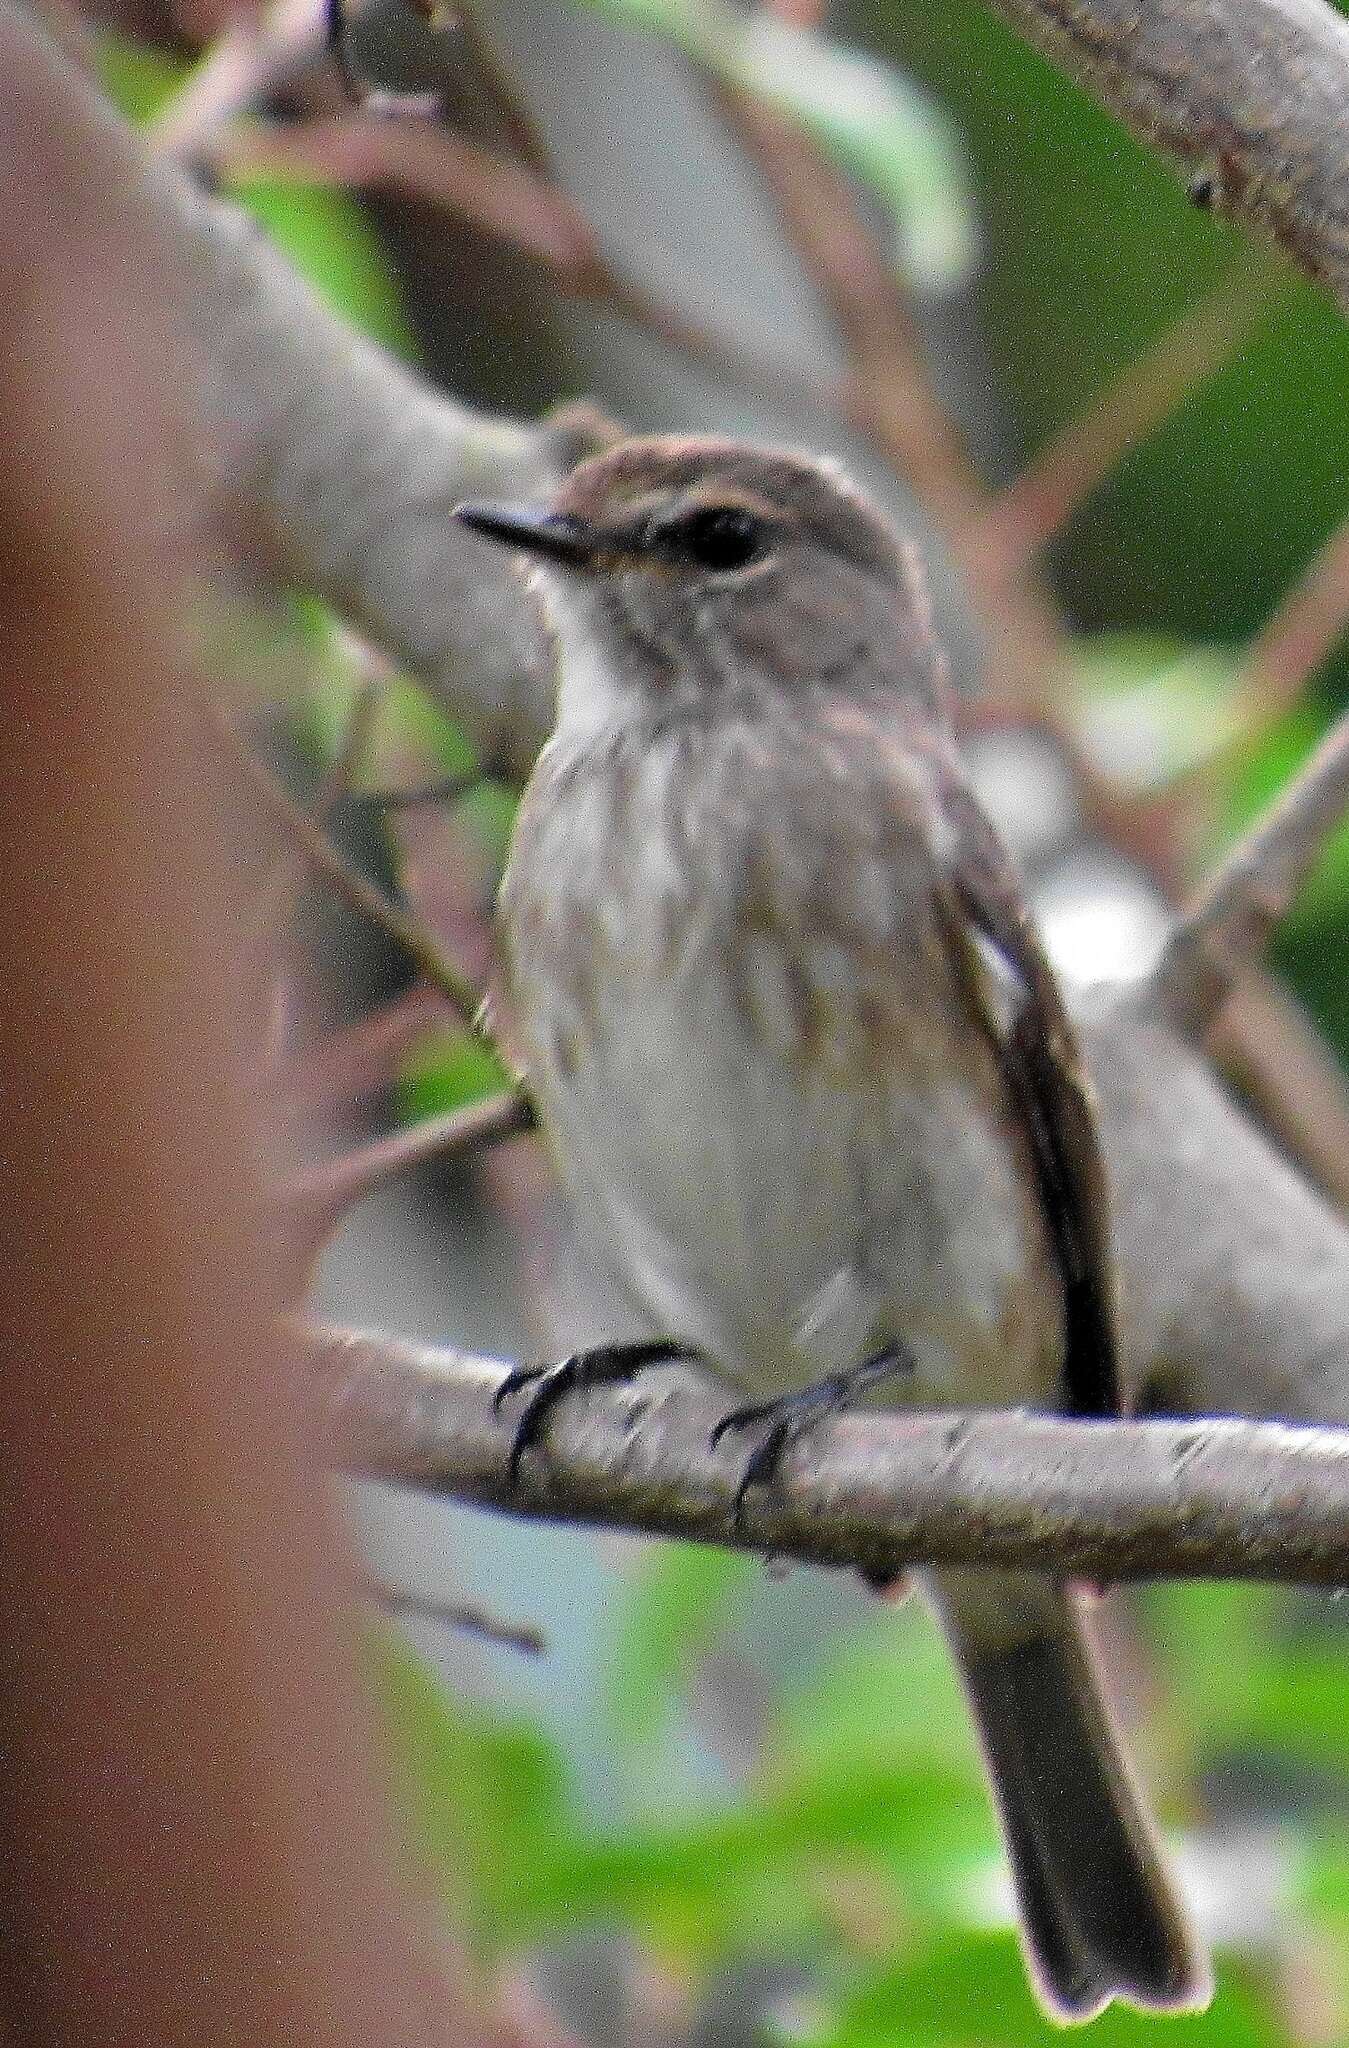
[935,1581,1211,2022]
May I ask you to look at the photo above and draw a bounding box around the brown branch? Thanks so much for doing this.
[221,115,839,418]
[1236,504,1349,721]
[979,252,1279,582]
[1156,710,1349,1033]
[1210,975,1349,1213]
[705,75,990,546]
[208,706,492,1038]
[280,1084,533,1261]
[0,16,482,2027]
[979,0,1349,315]
[242,665,384,1051]
[275,985,451,1113]
[310,1322,1349,1590]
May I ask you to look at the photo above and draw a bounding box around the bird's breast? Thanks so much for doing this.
[498,721,1061,1406]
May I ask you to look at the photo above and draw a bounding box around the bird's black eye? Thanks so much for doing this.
[674,505,768,573]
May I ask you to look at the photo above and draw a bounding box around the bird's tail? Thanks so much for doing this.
[926,1569,1211,2023]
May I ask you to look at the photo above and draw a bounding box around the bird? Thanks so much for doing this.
[454,434,1211,2022]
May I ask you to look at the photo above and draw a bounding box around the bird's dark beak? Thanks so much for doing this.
[454,500,601,568]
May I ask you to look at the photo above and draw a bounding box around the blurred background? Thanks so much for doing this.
[89,1,1349,2040]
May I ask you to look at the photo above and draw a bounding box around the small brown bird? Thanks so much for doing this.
[456,436,1210,2021]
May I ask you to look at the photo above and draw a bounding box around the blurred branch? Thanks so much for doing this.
[362,1569,545,1654]
[705,76,986,544]
[979,252,1279,583]
[0,11,485,2030]
[281,1084,533,1264]
[221,113,837,417]
[1156,710,1349,1033]
[980,0,1349,315]
[1234,503,1349,725]
[243,665,383,1055]
[209,705,492,1034]
[312,1321,1349,1589]
[275,985,450,1111]
[151,0,320,155]
[1210,975,1349,1211]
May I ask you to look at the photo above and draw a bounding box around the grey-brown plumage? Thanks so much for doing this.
[457,435,1210,2020]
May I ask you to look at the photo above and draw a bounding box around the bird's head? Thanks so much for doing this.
[456,434,947,733]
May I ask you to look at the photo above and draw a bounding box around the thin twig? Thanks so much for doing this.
[362,1569,545,1654]
[242,671,384,1055]
[281,1085,533,1257]
[219,115,839,417]
[451,0,553,178]
[705,74,994,560]
[1211,976,1349,1213]
[1156,711,1349,1034]
[979,253,1279,584]
[275,986,450,1113]
[151,0,322,157]
[1235,508,1349,726]
[207,706,490,1037]
[309,1322,1349,1590]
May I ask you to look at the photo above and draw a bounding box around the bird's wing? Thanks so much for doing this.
[929,768,1121,1421]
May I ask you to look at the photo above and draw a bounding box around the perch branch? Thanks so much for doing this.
[310,1322,1349,1590]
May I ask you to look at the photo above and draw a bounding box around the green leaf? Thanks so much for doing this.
[1146,1583,1349,1781]
[607,1542,755,1754]
[1068,633,1245,793]
[812,1937,1279,2048]
[510,1756,985,1966]
[92,27,185,119]
[399,1026,512,1122]
[223,171,416,356]
[566,0,977,292]
[369,1631,577,1950]
[776,1608,979,1779]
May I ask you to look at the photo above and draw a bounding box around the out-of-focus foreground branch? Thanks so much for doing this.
[0,25,492,2048]
[314,1323,1349,1590]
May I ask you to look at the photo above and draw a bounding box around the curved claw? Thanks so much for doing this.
[709,1400,774,1452]
[491,1339,693,1489]
[730,1419,794,1525]
[493,1364,546,1416]
[710,1345,914,1531]
[505,1359,582,1488]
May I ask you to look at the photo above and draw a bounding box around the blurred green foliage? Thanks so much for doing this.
[95,28,414,354]
[121,2,1349,2038]
[374,1561,1349,2045]
[566,0,978,291]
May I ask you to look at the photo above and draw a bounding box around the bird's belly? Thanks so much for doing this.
[525,940,1061,1414]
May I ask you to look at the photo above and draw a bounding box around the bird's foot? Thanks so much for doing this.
[710,1342,914,1527]
[493,1338,693,1487]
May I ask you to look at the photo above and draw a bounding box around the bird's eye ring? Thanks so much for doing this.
[671,505,769,574]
